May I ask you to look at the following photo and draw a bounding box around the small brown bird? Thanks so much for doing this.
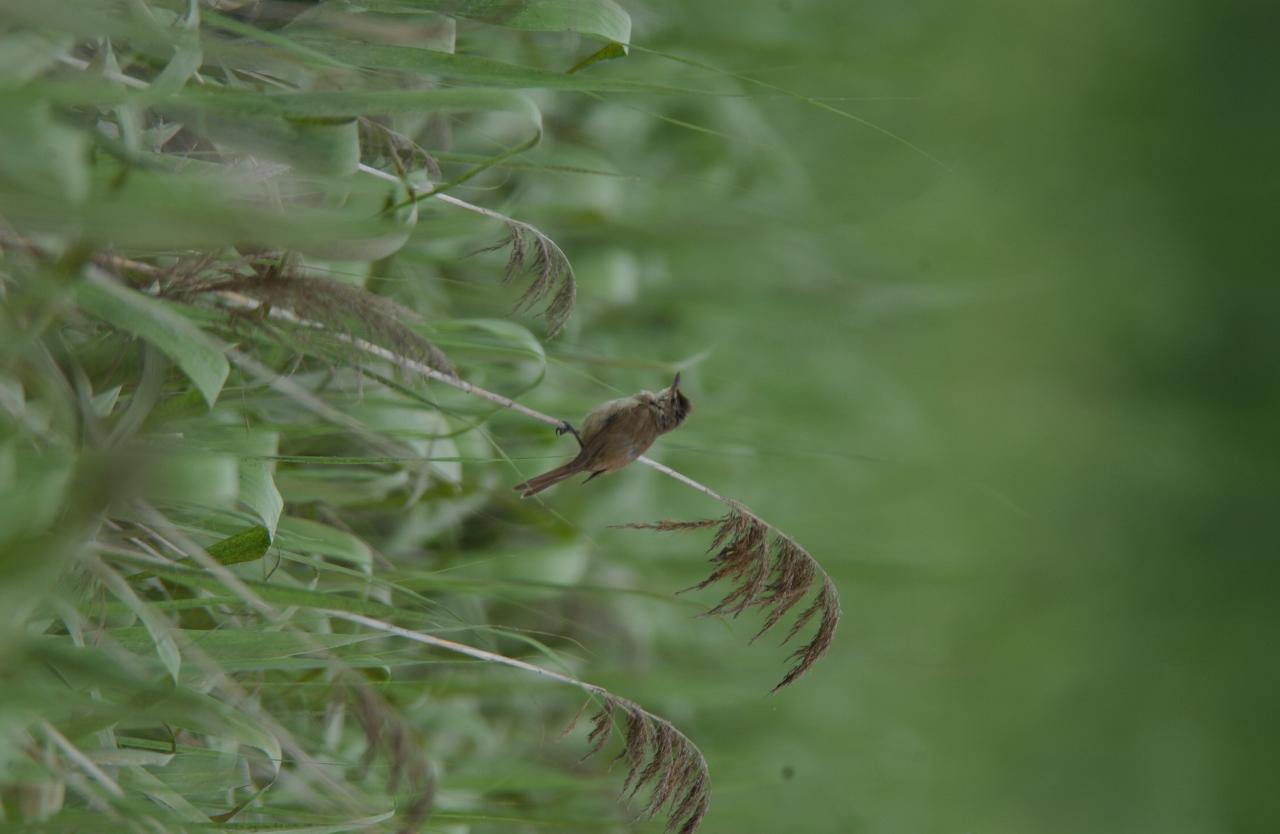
[514,373,692,498]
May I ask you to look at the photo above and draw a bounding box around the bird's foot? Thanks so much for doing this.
[556,421,583,447]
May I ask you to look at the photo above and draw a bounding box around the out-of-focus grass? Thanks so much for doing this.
[607,2,1278,832]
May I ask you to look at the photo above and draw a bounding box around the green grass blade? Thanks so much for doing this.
[76,272,230,408]
[361,0,631,44]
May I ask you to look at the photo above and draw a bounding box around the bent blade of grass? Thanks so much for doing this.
[227,431,285,539]
[175,86,543,125]
[77,270,230,408]
[89,558,182,684]
[359,0,631,45]
[290,40,717,94]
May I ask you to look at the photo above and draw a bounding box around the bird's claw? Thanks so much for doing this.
[557,421,583,446]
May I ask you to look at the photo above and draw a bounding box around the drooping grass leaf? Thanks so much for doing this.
[149,1,202,95]
[163,103,361,176]
[94,562,183,684]
[77,272,230,408]
[356,0,631,45]
[175,86,543,124]
[233,433,284,538]
[2,160,417,260]
[0,31,72,86]
[288,40,710,93]
[0,102,90,203]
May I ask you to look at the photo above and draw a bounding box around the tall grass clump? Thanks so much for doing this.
[0,1,839,831]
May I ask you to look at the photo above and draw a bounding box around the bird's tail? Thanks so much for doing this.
[513,458,588,498]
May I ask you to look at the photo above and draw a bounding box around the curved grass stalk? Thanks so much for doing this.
[324,610,711,834]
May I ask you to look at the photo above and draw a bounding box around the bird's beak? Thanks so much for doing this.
[669,372,682,392]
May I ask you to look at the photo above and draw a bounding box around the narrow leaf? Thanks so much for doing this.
[95,562,182,684]
[77,271,229,407]
[291,40,709,94]
[365,0,631,44]
[235,432,284,537]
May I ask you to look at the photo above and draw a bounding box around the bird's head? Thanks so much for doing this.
[657,372,692,433]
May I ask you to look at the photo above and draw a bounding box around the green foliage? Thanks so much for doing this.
[0,0,754,830]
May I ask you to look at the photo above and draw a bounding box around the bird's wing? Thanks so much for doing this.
[579,399,624,442]
[578,411,619,463]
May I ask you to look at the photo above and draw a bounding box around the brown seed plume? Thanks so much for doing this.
[158,256,454,375]
[622,509,841,691]
[497,220,576,336]
[568,693,711,834]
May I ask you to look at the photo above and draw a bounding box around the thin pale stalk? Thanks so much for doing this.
[323,610,707,769]
[325,610,600,693]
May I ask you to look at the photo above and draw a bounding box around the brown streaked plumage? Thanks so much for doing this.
[514,373,692,498]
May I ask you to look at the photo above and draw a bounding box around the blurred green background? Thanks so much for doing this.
[1,0,1276,832]
[559,2,1279,831]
